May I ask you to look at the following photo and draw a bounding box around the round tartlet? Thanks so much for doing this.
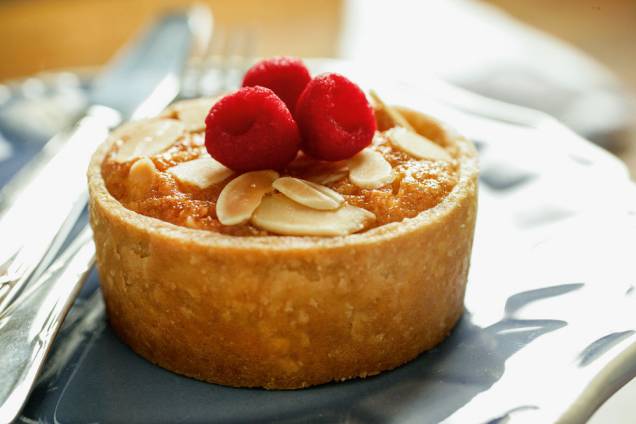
[88,101,478,389]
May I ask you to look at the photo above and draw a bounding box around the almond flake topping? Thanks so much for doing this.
[348,148,394,189]
[288,157,349,185]
[167,156,233,189]
[251,194,376,236]
[302,162,349,185]
[273,177,344,210]
[216,170,279,226]
[127,157,159,200]
[385,126,452,161]
[113,119,184,163]
[171,98,216,131]
[369,90,415,132]
[309,170,349,185]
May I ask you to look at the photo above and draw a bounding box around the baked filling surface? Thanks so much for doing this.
[101,101,459,236]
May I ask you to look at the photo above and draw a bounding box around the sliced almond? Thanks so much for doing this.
[127,157,159,200]
[172,98,217,131]
[308,170,349,185]
[167,156,233,189]
[251,194,375,236]
[369,90,415,132]
[273,177,344,210]
[385,126,452,161]
[348,148,394,189]
[216,170,279,225]
[301,161,349,185]
[113,119,184,163]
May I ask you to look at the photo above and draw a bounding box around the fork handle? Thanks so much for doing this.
[0,227,95,424]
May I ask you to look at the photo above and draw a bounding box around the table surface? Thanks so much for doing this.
[1,1,635,423]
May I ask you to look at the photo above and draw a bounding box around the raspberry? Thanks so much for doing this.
[295,73,376,161]
[205,86,300,172]
[242,57,311,113]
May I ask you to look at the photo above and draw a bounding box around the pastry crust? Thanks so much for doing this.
[88,107,478,389]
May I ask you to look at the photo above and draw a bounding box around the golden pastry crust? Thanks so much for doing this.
[88,107,478,389]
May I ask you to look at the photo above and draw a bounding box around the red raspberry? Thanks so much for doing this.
[205,86,300,172]
[242,57,311,113]
[295,73,376,161]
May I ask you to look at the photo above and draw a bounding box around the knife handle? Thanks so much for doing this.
[0,106,119,314]
[0,227,95,424]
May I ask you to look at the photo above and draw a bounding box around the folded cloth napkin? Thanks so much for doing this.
[339,0,630,146]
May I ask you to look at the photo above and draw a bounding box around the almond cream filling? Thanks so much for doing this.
[103,92,458,237]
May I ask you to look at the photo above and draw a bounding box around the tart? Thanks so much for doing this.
[88,64,478,389]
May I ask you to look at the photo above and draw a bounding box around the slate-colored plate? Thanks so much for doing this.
[3,61,635,423]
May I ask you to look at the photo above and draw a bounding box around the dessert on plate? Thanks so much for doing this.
[88,57,478,389]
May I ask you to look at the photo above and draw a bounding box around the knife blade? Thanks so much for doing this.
[0,10,195,314]
[0,227,95,424]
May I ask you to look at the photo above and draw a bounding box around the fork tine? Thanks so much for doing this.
[183,25,258,100]
[189,5,214,58]
[235,28,256,87]
[178,7,213,100]
[221,28,253,93]
[197,27,228,97]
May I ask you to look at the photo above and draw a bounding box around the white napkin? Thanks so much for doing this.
[339,0,630,146]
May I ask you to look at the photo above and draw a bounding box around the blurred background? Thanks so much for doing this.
[0,0,634,176]
[0,0,634,422]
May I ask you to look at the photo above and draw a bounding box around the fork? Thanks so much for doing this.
[181,26,254,100]
[0,25,255,424]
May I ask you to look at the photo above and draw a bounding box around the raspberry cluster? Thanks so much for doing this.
[205,57,376,171]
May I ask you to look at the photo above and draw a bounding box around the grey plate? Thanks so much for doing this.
[5,61,636,424]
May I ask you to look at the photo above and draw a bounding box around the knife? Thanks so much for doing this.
[0,227,95,424]
[0,10,196,315]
